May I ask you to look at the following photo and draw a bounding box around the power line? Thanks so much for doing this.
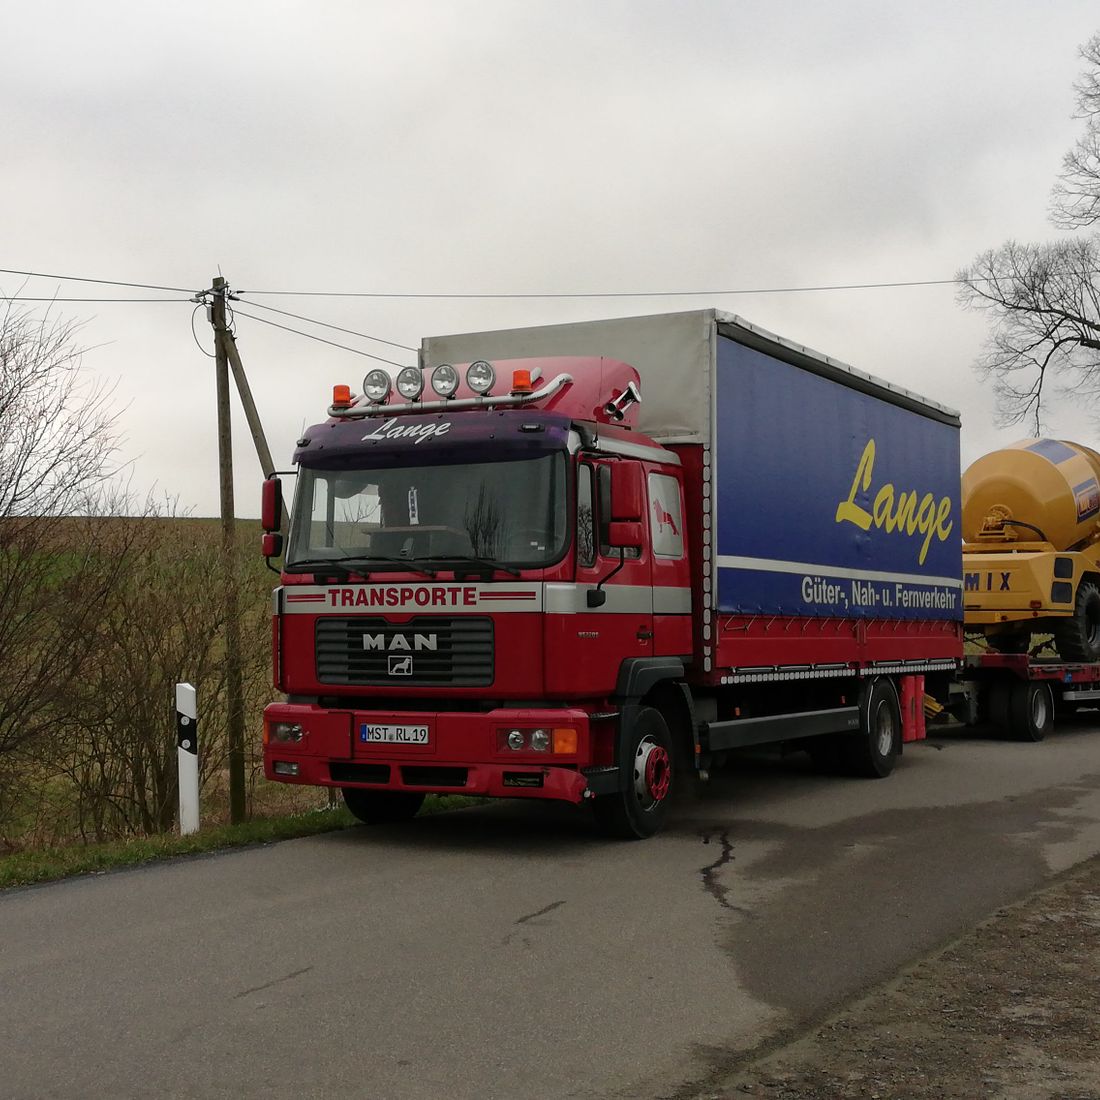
[0,266,194,293]
[2,296,192,303]
[237,276,970,300]
[231,308,413,368]
[239,299,416,352]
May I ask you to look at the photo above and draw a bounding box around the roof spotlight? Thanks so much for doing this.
[395,366,424,401]
[466,360,496,395]
[362,369,391,404]
[430,363,459,398]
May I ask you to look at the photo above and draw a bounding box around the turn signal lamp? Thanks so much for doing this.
[552,727,578,754]
[431,363,459,398]
[332,384,353,408]
[511,368,534,394]
[395,366,424,400]
[466,360,496,395]
[362,369,391,403]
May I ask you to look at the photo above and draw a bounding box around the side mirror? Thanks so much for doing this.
[607,520,643,550]
[262,532,284,559]
[610,462,644,522]
[262,477,283,533]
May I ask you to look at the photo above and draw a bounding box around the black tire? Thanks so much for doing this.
[593,706,674,839]
[1007,681,1053,743]
[341,787,425,824]
[1054,582,1100,661]
[841,677,901,778]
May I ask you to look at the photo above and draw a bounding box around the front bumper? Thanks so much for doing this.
[262,702,604,804]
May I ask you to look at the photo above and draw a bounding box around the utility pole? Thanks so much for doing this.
[221,325,290,529]
[211,275,247,825]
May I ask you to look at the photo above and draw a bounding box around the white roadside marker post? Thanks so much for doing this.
[176,683,200,836]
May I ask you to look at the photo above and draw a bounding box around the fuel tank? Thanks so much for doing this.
[962,438,1100,550]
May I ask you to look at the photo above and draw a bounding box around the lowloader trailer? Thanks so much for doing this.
[260,309,964,838]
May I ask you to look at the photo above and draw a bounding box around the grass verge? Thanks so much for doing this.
[0,794,486,891]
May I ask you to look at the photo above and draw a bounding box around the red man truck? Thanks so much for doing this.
[261,310,964,837]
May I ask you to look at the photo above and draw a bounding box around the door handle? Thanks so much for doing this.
[636,628,653,641]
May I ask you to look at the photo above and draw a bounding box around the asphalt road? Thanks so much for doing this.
[4,721,1100,1100]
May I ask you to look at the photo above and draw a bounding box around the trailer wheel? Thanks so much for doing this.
[842,678,901,778]
[1054,582,1100,661]
[1008,681,1053,743]
[341,788,425,825]
[593,707,673,839]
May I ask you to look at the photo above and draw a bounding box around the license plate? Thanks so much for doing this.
[359,723,430,745]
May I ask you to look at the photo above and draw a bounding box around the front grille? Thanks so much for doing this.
[316,617,494,687]
[330,762,390,785]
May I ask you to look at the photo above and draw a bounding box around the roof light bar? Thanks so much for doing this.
[329,372,575,418]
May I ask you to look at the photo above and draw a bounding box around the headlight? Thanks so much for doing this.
[431,364,459,398]
[395,366,424,400]
[362,369,391,403]
[529,729,551,752]
[466,360,496,395]
[269,721,304,743]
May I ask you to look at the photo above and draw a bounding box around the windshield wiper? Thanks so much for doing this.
[426,554,520,578]
[286,556,437,578]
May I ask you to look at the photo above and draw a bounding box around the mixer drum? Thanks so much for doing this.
[962,438,1100,548]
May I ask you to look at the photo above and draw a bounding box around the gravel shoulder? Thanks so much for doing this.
[694,854,1100,1100]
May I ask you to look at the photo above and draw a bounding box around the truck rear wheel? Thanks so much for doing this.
[841,677,901,778]
[341,788,425,825]
[593,707,673,840]
[1054,581,1100,661]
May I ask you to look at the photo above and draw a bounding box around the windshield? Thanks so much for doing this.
[287,453,568,569]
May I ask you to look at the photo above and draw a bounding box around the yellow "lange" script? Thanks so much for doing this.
[835,440,953,564]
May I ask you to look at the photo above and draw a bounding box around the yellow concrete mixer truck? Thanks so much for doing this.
[958,438,1100,742]
[962,438,1100,660]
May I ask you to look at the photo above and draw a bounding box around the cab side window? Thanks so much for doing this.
[648,473,684,559]
[577,464,596,568]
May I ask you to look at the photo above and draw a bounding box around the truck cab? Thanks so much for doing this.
[262,356,692,837]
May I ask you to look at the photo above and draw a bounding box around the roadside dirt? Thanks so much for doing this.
[697,855,1100,1100]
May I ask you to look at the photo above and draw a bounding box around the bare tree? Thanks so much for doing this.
[958,239,1100,432]
[0,300,123,764]
[1052,32,1100,230]
[959,32,1100,429]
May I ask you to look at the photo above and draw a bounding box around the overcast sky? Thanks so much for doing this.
[3,0,1099,515]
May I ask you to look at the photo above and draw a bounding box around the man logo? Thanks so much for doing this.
[363,633,438,652]
[388,654,413,676]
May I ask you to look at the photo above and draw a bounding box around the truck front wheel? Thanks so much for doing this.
[1054,581,1100,661]
[593,707,674,840]
[341,788,425,825]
